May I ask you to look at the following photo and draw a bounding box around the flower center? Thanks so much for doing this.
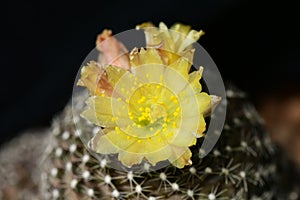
[125,83,181,138]
[149,104,167,123]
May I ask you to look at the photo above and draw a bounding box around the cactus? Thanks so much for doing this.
[43,22,298,200]
[0,22,299,200]
[44,86,284,200]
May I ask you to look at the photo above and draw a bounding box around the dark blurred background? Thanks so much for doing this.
[1,0,299,144]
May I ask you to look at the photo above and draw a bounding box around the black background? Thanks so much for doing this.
[1,0,299,144]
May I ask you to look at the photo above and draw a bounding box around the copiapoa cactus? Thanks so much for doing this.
[42,22,298,200]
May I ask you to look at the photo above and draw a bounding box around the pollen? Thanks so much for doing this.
[145,107,150,113]
[166,132,173,137]
[138,116,145,122]
[170,96,177,101]
[170,95,179,104]
[138,96,146,104]
[173,112,179,117]
[173,122,177,128]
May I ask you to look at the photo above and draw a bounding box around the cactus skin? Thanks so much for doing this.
[44,86,299,200]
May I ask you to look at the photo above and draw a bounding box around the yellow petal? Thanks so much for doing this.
[181,115,206,137]
[170,23,192,36]
[158,49,180,65]
[121,126,168,154]
[179,86,200,118]
[110,72,142,101]
[168,56,191,80]
[136,23,161,48]
[104,130,136,151]
[170,23,192,52]
[196,114,206,137]
[188,67,203,93]
[118,150,144,167]
[196,92,211,114]
[81,96,129,127]
[133,64,165,83]
[105,65,127,86]
[136,22,155,29]
[158,22,175,53]
[170,148,192,168]
[145,145,172,166]
[91,132,119,154]
[203,95,222,117]
[180,48,195,65]
[105,65,140,100]
[81,96,115,127]
[81,109,113,127]
[168,129,196,147]
[77,61,103,95]
[163,67,188,94]
[130,48,163,67]
[177,30,205,52]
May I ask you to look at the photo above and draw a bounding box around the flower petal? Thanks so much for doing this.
[196,114,206,137]
[177,30,205,52]
[81,96,129,127]
[118,150,144,167]
[170,147,192,168]
[91,132,119,154]
[188,67,203,93]
[196,92,211,114]
[170,23,191,36]
[103,130,136,151]
[130,48,163,67]
[133,64,165,84]
[81,96,115,127]
[203,95,222,117]
[145,145,172,166]
[163,67,188,94]
[77,61,104,95]
[168,129,196,147]
[168,56,191,80]
[105,65,127,86]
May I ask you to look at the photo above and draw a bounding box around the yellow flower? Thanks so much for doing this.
[136,22,205,65]
[77,61,114,96]
[79,22,213,168]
